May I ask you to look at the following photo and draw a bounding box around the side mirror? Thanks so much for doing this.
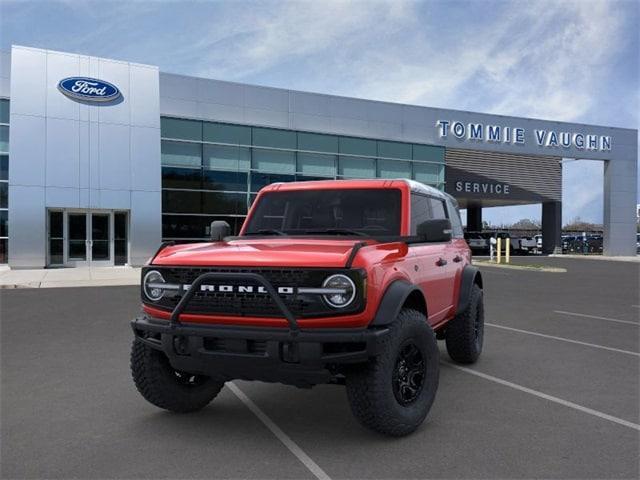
[210,221,231,241]
[417,219,452,242]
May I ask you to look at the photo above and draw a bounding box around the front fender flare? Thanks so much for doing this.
[370,280,424,326]
[456,265,483,315]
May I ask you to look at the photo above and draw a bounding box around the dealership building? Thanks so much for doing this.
[0,45,637,267]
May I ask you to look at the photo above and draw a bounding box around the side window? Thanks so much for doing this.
[428,198,448,220]
[446,199,464,238]
[410,194,431,234]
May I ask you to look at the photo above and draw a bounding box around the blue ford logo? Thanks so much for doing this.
[58,77,121,102]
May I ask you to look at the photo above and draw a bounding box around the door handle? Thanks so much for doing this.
[453,255,463,263]
[436,257,447,267]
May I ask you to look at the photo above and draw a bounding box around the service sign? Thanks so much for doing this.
[58,77,121,102]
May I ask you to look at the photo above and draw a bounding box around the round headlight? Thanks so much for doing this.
[143,270,165,302]
[322,274,356,308]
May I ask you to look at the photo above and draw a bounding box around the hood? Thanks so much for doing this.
[152,238,370,268]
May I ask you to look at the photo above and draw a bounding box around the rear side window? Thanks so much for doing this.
[429,198,448,220]
[410,194,431,234]
[445,198,464,238]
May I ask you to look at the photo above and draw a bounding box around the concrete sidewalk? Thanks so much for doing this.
[0,266,140,289]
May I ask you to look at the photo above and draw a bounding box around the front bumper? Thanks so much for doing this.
[131,315,389,387]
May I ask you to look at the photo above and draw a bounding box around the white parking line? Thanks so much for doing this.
[554,310,639,326]
[486,323,640,357]
[444,363,640,431]
[228,382,331,480]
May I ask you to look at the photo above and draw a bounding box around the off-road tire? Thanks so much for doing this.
[445,283,484,363]
[131,340,224,413]
[345,309,439,436]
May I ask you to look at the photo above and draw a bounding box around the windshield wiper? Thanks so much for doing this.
[304,228,367,237]
[245,229,287,236]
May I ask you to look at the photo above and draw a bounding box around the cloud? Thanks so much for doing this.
[1,0,636,224]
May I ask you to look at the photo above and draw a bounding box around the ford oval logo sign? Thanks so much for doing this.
[57,77,121,102]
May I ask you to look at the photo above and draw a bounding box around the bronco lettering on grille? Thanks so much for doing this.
[189,284,295,295]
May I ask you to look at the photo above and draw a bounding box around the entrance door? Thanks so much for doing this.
[48,210,129,267]
[67,213,89,266]
[90,213,112,266]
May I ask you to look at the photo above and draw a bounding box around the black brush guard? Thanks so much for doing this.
[132,271,388,387]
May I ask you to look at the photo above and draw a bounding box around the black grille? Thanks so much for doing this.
[144,267,364,319]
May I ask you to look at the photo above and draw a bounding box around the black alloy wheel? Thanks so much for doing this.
[392,341,426,406]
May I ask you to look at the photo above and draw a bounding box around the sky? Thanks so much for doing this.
[1,0,638,226]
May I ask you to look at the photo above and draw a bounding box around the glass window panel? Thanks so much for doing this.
[252,148,295,173]
[297,152,336,177]
[0,210,7,237]
[202,192,247,214]
[0,99,9,124]
[114,213,128,265]
[162,167,202,189]
[49,211,63,238]
[68,214,86,260]
[161,117,201,141]
[203,144,250,171]
[429,198,448,220]
[378,159,411,179]
[250,172,295,192]
[49,239,62,265]
[0,238,6,263]
[413,144,445,163]
[202,170,248,191]
[446,199,464,238]
[203,122,251,145]
[0,126,8,153]
[162,190,202,214]
[410,194,432,234]
[161,140,201,167]
[339,137,376,157]
[0,182,7,208]
[297,132,339,153]
[244,189,402,236]
[252,127,296,149]
[162,215,244,239]
[92,239,110,260]
[114,213,127,240]
[338,156,376,178]
[163,215,208,239]
[378,141,411,160]
[413,163,443,185]
[296,175,331,182]
[0,155,7,181]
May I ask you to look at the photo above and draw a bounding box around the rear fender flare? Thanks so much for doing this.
[371,280,425,326]
[456,265,483,315]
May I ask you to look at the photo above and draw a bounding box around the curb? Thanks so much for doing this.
[0,280,140,289]
[473,261,567,273]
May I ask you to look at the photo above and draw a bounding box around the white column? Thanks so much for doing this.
[603,145,638,256]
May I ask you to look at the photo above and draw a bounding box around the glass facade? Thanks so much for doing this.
[0,99,8,263]
[160,117,445,241]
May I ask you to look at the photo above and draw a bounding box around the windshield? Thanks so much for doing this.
[243,188,402,237]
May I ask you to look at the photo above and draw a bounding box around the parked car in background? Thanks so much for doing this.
[518,236,537,254]
[464,231,489,253]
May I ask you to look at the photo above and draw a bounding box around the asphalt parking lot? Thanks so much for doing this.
[1,257,639,479]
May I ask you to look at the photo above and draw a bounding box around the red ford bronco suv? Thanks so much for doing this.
[131,179,484,436]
